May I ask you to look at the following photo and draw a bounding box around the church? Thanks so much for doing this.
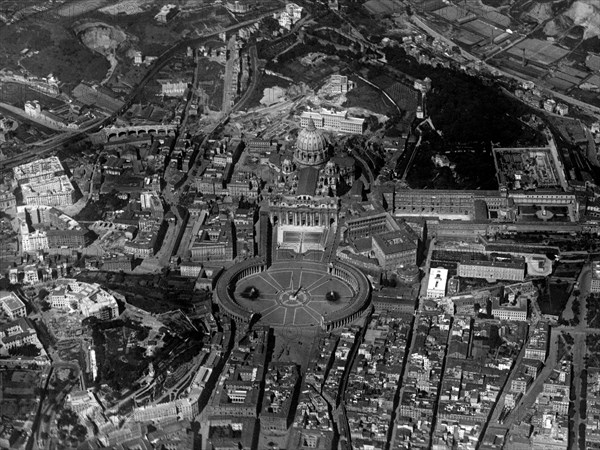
[264,118,356,229]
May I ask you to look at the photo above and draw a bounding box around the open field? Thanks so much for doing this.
[506,38,569,66]
[56,0,109,17]
[276,57,341,88]
[363,0,404,16]
[243,73,292,109]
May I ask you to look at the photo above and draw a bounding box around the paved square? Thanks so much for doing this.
[234,262,354,327]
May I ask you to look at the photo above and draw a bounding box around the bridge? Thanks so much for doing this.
[103,124,178,141]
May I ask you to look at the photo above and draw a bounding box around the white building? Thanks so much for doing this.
[0,318,37,350]
[492,297,528,322]
[23,265,39,284]
[0,292,27,320]
[14,157,76,208]
[13,156,65,183]
[49,281,119,320]
[132,395,200,423]
[426,267,448,298]
[157,80,188,97]
[21,229,49,252]
[300,109,365,134]
[155,4,178,23]
[275,3,303,30]
[21,175,77,207]
[327,75,354,95]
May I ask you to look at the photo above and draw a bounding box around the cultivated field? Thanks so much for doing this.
[56,0,109,17]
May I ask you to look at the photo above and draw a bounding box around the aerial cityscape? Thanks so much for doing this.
[1,0,600,448]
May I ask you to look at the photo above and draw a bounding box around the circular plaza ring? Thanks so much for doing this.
[214,259,371,331]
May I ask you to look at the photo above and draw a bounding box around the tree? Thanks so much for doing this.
[262,17,281,34]
[71,424,87,441]
[57,409,78,429]
[365,115,381,131]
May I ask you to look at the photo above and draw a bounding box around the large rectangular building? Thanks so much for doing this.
[458,259,525,282]
[300,109,365,134]
[21,175,77,207]
[394,190,477,219]
[13,156,65,184]
[372,229,418,270]
[344,212,397,241]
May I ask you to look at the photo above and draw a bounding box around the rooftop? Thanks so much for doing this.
[373,230,418,255]
[428,267,448,291]
[0,291,25,311]
[296,167,319,197]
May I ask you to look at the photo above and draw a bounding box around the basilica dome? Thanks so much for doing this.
[294,118,328,167]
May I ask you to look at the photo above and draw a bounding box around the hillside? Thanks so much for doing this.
[564,0,600,39]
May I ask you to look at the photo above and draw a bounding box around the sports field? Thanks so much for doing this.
[234,262,355,327]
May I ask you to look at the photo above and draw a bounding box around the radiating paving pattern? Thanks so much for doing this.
[234,262,354,327]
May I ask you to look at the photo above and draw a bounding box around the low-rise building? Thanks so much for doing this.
[157,80,188,97]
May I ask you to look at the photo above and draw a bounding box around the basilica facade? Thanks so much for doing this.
[265,118,356,228]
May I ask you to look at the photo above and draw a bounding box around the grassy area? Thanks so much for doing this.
[196,58,225,111]
[406,131,498,189]
[276,58,340,88]
[554,262,583,279]
[22,38,110,88]
[0,23,54,71]
[74,191,129,222]
[343,78,397,116]
[538,281,572,316]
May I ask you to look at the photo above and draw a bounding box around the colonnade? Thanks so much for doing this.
[271,210,335,227]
